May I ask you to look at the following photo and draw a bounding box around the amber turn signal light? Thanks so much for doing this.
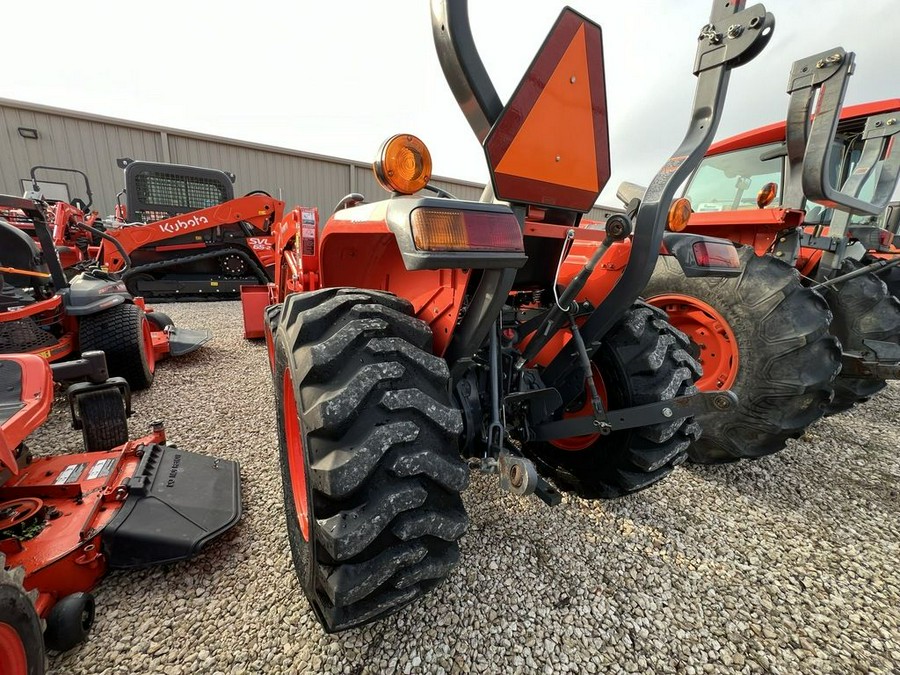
[757,182,778,208]
[666,198,692,232]
[410,208,523,252]
[374,134,432,195]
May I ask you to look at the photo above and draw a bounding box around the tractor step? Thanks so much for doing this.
[101,443,241,569]
[166,327,212,356]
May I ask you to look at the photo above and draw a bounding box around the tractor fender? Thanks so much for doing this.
[62,274,130,316]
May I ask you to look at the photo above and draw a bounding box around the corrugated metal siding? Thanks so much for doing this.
[0,104,162,210]
[167,135,351,217]
[0,98,616,224]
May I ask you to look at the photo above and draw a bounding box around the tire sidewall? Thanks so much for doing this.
[0,584,45,675]
[273,329,316,595]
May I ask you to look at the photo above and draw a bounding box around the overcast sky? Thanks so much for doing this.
[1,1,895,205]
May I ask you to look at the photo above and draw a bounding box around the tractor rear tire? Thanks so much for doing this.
[274,288,468,632]
[79,303,155,390]
[523,301,702,499]
[820,257,900,414]
[76,389,129,452]
[0,554,45,674]
[868,254,900,300]
[644,248,841,463]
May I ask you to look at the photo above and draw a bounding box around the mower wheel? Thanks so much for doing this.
[274,288,468,632]
[645,248,841,463]
[43,592,95,652]
[821,257,900,414]
[524,301,700,498]
[75,389,129,452]
[0,555,45,674]
[79,303,156,390]
[146,311,174,332]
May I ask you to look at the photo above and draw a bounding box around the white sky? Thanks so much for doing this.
[1,1,895,205]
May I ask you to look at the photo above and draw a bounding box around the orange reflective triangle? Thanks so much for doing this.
[494,24,598,192]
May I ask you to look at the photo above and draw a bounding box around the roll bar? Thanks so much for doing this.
[814,111,900,278]
[783,47,896,216]
[29,165,94,210]
[430,0,503,144]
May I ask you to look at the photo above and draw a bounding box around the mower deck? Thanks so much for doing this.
[0,434,240,600]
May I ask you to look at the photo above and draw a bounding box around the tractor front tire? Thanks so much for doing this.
[79,303,155,390]
[821,257,900,414]
[523,301,702,499]
[274,288,468,632]
[645,248,841,463]
[0,554,45,674]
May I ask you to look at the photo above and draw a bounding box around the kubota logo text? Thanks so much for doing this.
[159,215,209,234]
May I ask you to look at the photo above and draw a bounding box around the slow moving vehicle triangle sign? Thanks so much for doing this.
[485,8,611,213]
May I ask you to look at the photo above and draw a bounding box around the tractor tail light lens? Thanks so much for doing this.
[410,208,524,252]
[692,241,740,268]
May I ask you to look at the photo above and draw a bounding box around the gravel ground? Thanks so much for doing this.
[28,301,900,675]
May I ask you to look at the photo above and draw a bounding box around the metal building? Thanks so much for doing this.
[0,97,618,222]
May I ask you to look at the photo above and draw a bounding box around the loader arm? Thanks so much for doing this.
[97,195,284,272]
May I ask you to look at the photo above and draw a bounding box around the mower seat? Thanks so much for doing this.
[0,219,49,289]
[0,355,53,475]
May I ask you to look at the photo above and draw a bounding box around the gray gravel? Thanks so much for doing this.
[27,301,900,674]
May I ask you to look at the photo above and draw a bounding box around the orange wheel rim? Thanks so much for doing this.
[141,316,156,375]
[549,363,608,452]
[648,293,739,391]
[282,369,310,541]
[0,623,28,674]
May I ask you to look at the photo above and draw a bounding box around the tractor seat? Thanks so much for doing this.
[0,355,53,474]
[0,218,49,289]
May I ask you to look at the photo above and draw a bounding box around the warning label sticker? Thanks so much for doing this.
[54,463,87,485]
[87,458,116,481]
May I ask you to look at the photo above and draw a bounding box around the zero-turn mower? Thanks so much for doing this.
[0,194,210,390]
[242,0,773,631]
[0,350,241,672]
[638,48,900,462]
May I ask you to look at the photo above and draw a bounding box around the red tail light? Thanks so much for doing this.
[692,241,740,268]
[410,208,523,252]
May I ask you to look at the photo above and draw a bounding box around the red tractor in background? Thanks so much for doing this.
[0,196,209,390]
[25,160,284,301]
[636,47,900,463]
[0,350,241,673]
[242,0,774,631]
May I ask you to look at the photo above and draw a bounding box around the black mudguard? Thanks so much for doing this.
[102,443,241,569]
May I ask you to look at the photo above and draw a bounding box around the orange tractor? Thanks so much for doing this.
[242,0,773,631]
[638,47,900,462]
